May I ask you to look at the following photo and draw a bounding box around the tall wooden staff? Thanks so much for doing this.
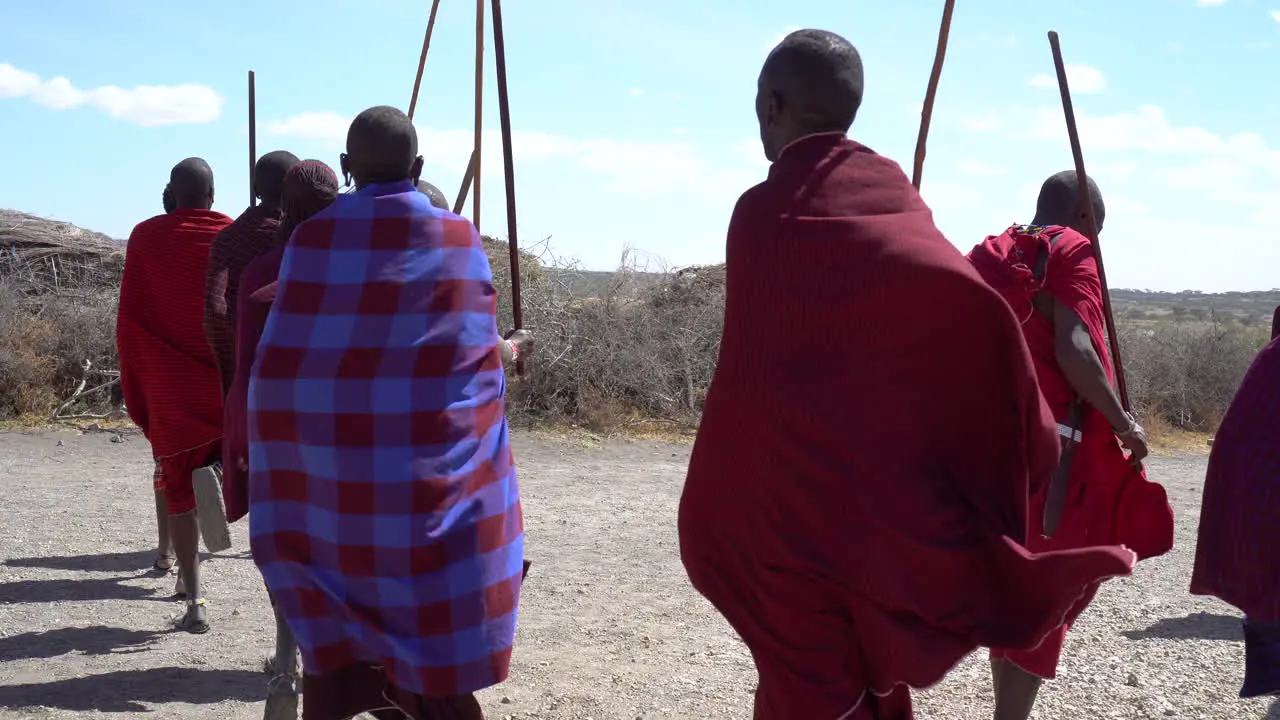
[248,70,257,207]
[1047,31,1129,408]
[403,1,526,372]
[912,0,956,190]
[470,0,485,230]
[407,0,442,121]
[492,0,525,372]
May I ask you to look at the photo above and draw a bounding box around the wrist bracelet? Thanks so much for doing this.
[506,339,519,362]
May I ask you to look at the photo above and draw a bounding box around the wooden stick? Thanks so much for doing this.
[472,0,485,230]
[453,151,476,215]
[407,0,442,121]
[1047,30,1129,410]
[491,0,525,374]
[248,70,257,207]
[912,0,956,190]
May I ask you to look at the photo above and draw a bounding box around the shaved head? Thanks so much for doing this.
[254,150,300,206]
[341,106,423,188]
[756,29,864,161]
[1033,170,1106,235]
[416,180,450,210]
[169,157,215,210]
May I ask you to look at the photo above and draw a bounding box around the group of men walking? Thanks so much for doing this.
[114,26,1274,720]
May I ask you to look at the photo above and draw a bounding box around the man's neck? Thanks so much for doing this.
[776,130,846,160]
[355,177,411,190]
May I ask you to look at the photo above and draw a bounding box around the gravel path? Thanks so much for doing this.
[0,428,1270,719]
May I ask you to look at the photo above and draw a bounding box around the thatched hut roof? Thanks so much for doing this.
[0,209,124,292]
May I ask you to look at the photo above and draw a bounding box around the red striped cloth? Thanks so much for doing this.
[117,209,232,457]
[203,204,281,394]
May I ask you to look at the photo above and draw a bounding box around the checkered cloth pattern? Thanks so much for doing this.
[247,180,524,697]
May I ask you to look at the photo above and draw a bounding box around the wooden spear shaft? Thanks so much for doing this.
[912,0,956,190]
[471,0,485,230]
[248,70,257,207]
[453,153,476,215]
[492,0,525,371]
[407,0,442,121]
[1047,30,1130,410]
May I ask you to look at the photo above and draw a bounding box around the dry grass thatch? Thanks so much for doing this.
[0,209,124,293]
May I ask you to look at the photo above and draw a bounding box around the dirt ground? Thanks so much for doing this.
[0,428,1273,719]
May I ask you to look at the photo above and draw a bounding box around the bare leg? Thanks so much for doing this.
[263,605,299,720]
[154,488,174,570]
[273,606,299,677]
[171,510,208,633]
[991,658,1042,720]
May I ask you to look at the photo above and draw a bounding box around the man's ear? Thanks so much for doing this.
[766,89,783,126]
[410,156,425,185]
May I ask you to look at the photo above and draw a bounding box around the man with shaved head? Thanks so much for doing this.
[249,105,529,720]
[967,173,1173,720]
[118,157,233,634]
[679,30,1137,719]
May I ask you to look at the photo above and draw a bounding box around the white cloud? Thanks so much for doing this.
[957,160,1008,177]
[0,63,222,126]
[1271,10,1280,22]
[265,110,763,203]
[1021,104,1280,172]
[1027,64,1107,94]
[627,87,644,97]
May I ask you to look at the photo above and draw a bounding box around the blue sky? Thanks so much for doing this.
[2,0,1278,291]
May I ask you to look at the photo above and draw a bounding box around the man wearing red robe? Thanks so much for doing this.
[967,173,1175,719]
[678,29,1140,720]
[117,157,232,634]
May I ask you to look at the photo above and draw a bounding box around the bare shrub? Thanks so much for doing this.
[496,248,723,432]
[1119,317,1268,431]
[0,282,119,419]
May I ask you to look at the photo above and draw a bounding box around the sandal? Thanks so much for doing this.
[173,598,210,635]
[153,553,176,573]
[263,674,299,720]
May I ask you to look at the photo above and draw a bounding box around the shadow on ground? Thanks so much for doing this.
[1123,612,1243,642]
[4,550,155,574]
[4,549,252,573]
[0,626,162,662]
[0,667,264,712]
[0,577,172,604]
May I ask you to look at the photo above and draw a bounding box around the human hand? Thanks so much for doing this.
[504,329,534,359]
[1115,413,1149,467]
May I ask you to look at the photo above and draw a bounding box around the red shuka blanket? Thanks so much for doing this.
[117,209,232,457]
[1191,338,1280,622]
[678,134,1137,720]
[968,224,1174,678]
[220,247,284,523]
